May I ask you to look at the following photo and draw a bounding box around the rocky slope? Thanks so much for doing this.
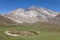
[49,13,60,24]
[0,14,15,24]
[6,6,59,23]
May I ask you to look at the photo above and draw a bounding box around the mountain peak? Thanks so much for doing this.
[39,7,47,11]
[29,5,37,10]
[16,8,23,10]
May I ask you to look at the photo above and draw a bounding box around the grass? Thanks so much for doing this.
[0,22,60,40]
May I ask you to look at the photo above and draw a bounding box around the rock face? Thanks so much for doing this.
[50,14,60,24]
[0,14,15,24]
[6,6,59,23]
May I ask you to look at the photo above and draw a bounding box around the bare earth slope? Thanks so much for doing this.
[0,14,15,24]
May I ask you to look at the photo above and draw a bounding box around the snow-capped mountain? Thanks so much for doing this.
[6,6,59,23]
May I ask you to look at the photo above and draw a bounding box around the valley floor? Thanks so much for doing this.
[0,23,60,40]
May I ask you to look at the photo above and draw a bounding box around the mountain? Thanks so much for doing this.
[49,13,60,24]
[0,14,15,25]
[6,6,59,23]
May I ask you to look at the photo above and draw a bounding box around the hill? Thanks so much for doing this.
[0,14,15,25]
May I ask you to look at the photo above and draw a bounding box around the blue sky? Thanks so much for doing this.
[0,0,60,14]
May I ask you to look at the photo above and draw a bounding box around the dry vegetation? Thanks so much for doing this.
[5,30,39,36]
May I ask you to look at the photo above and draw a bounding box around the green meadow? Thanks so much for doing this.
[0,22,60,40]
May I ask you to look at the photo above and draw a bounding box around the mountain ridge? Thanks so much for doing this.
[5,6,59,23]
[0,6,60,24]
